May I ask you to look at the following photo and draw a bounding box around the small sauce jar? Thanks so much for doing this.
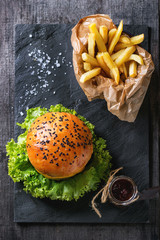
[108,175,138,206]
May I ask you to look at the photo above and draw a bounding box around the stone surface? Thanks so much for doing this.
[14,24,149,223]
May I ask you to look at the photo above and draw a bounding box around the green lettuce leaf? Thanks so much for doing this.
[6,104,112,201]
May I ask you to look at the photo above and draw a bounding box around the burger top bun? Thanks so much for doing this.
[26,112,93,180]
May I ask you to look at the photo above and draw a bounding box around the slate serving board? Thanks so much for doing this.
[14,24,149,223]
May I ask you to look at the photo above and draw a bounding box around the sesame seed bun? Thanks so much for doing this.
[26,112,93,180]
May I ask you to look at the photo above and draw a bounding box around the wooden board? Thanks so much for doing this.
[14,24,149,223]
[0,0,159,239]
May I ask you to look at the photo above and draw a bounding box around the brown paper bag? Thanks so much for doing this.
[71,14,154,122]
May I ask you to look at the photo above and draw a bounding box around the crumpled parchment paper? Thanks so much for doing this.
[71,14,154,122]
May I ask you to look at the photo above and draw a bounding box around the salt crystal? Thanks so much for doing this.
[29,34,32,38]
[46,70,51,75]
[59,52,62,56]
[30,88,36,94]
[31,71,35,76]
[55,60,60,68]
[20,112,24,116]
[53,91,56,94]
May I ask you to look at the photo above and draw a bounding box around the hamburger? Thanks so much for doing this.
[26,112,93,180]
[7,104,111,201]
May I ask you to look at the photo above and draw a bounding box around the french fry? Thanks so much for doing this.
[88,33,96,57]
[119,35,131,44]
[80,68,101,83]
[112,68,120,84]
[128,54,144,65]
[102,52,120,84]
[111,49,125,61]
[110,70,114,80]
[82,52,99,67]
[114,42,131,51]
[130,34,144,45]
[114,46,136,67]
[96,53,111,77]
[99,25,108,44]
[89,23,107,52]
[114,34,144,51]
[108,20,123,55]
[123,63,127,78]
[108,28,117,45]
[129,61,137,78]
[83,62,92,71]
[119,65,124,73]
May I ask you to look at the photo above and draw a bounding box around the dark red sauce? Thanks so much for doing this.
[111,179,134,201]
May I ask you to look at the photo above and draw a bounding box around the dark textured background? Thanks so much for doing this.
[0,0,159,239]
[14,24,149,223]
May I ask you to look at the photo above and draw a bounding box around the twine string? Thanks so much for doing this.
[91,167,139,218]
